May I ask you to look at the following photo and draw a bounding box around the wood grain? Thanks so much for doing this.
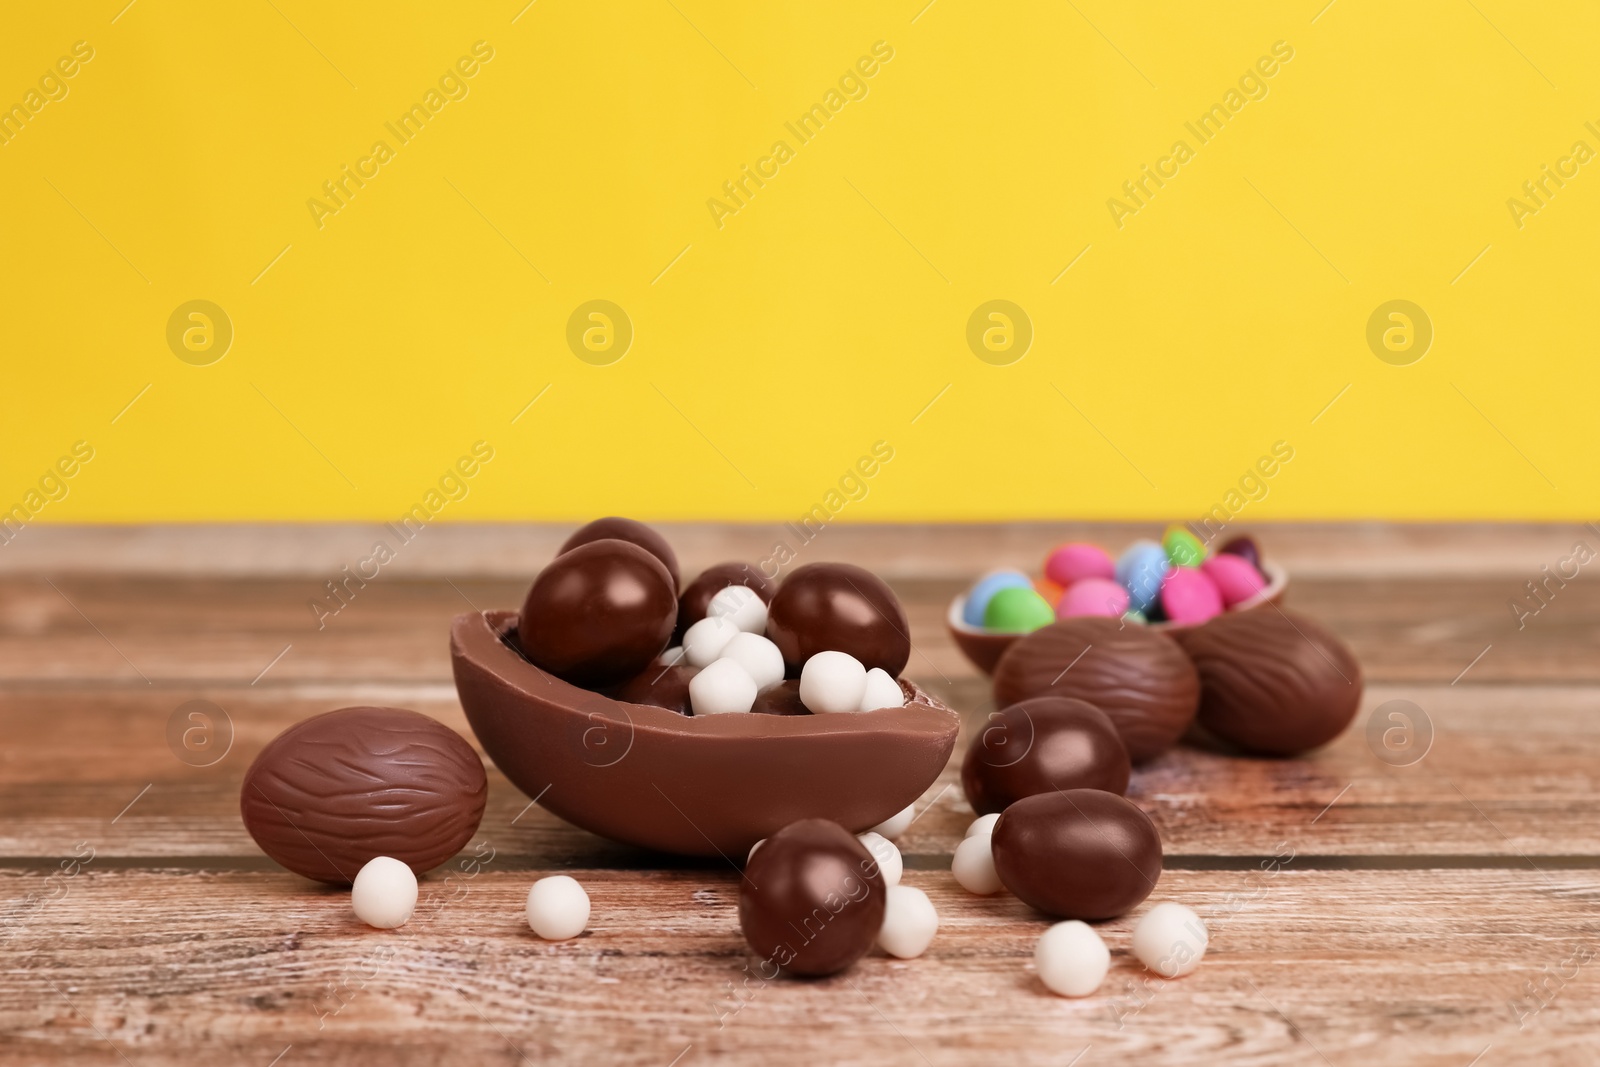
[2,524,1598,1065]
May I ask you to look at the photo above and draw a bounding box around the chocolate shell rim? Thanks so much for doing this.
[947,559,1288,638]
[452,609,958,738]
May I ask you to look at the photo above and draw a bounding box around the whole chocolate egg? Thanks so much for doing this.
[766,563,910,678]
[961,697,1130,815]
[241,706,487,885]
[1171,608,1362,755]
[676,561,775,640]
[992,618,1199,763]
[560,516,680,592]
[991,789,1161,920]
[519,538,676,689]
[739,818,887,977]
[608,662,698,715]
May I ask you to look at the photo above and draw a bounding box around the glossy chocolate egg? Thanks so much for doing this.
[750,679,812,716]
[739,818,887,977]
[1171,608,1362,755]
[961,697,1130,815]
[1217,535,1262,572]
[560,516,680,592]
[676,561,775,640]
[992,790,1161,920]
[519,538,676,689]
[608,663,698,715]
[992,618,1199,763]
[767,563,910,678]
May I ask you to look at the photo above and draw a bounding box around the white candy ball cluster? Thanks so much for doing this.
[682,585,789,716]
[351,856,418,929]
[683,615,741,668]
[719,631,784,691]
[798,652,907,714]
[526,875,590,940]
[1035,921,1110,997]
[952,824,1002,895]
[707,584,767,633]
[688,658,758,715]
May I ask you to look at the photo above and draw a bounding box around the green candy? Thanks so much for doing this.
[1123,610,1148,625]
[984,586,1055,633]
[1163,526,1206,568]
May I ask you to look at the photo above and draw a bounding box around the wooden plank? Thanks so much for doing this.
[0,684,1595,859]
[2,867,1596,1066]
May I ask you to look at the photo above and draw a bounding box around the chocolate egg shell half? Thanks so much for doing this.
[560,516,680,592]
[519,538,677,690]
[992,617,1199,763]
[1171,608,1363,756]
[676,561,775,640]
[767,562,911,678]
[240,706,487,885]
[961,697,1130,815]
[452,611,957,856]
[991,789,1162,920]
[739,818,887,977]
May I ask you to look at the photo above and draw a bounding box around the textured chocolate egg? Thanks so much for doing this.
[519,538,676,689]
[992,618,1199,763]
[608,662,698,715]
[961,697,1130,815]
[1171,608,1363,755]
[991,789,1161,920]
[241,706,487,885]
[739,818,887,977]
[560,516,680,592]
[676,562,775,640]
[767,562,910,678]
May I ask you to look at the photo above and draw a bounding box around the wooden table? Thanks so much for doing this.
[2,523,1597,1066]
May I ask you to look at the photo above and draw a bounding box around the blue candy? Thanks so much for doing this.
[1115,540,1169,614]
[963,569,1032,627]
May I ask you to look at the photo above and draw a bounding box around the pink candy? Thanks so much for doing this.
[1201,553,1268,607]
[1044,543,1115,587]
[1160,567,1223,625]
[1056,577,1130,619]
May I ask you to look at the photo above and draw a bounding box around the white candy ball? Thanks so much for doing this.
[878,885,939,959]
[351,856,417,929]
[707,584,768,633]
[858,667,905,712]
[683,615,740,667]
[1035,920,1110,997]
[747,839,764,863]
[1132,902,1209,977]
[952,833,1002,895]
[718,632,784,691]
[798,651,868,714]
[526,875,590,940]
[857,831,902,887]
[658,645,686,666]
[965,813,1000,839]
[689,657,757,715]
[870,803,916,841]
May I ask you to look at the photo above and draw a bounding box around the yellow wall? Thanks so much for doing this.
[4,1,1597,525]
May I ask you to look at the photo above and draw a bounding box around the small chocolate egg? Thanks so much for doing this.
[676,561,775,640]
[961,697,1130,815]
[1217,535,1262,572]
[739,818,887,977]
[561,517,680,592]
[749,679,812,716]
[1171,608,1363,755]
[992,617,1200,763]
[767,563,910,678]
[607,663,698,715]
[991,790,1162,920]
[519,538,676,689]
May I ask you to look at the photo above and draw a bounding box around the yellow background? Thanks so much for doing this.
[3,0,1597,523]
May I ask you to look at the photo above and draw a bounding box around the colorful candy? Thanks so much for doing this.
[1162,526,1205,568]
[1201,553,1267,607]
[962,570,1032,627]
[983,586,1056,633]
[1115,541,1170,615]
[1158,567,1223,625]
[1056,577,1129,619]
[1044,543,1115,587]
